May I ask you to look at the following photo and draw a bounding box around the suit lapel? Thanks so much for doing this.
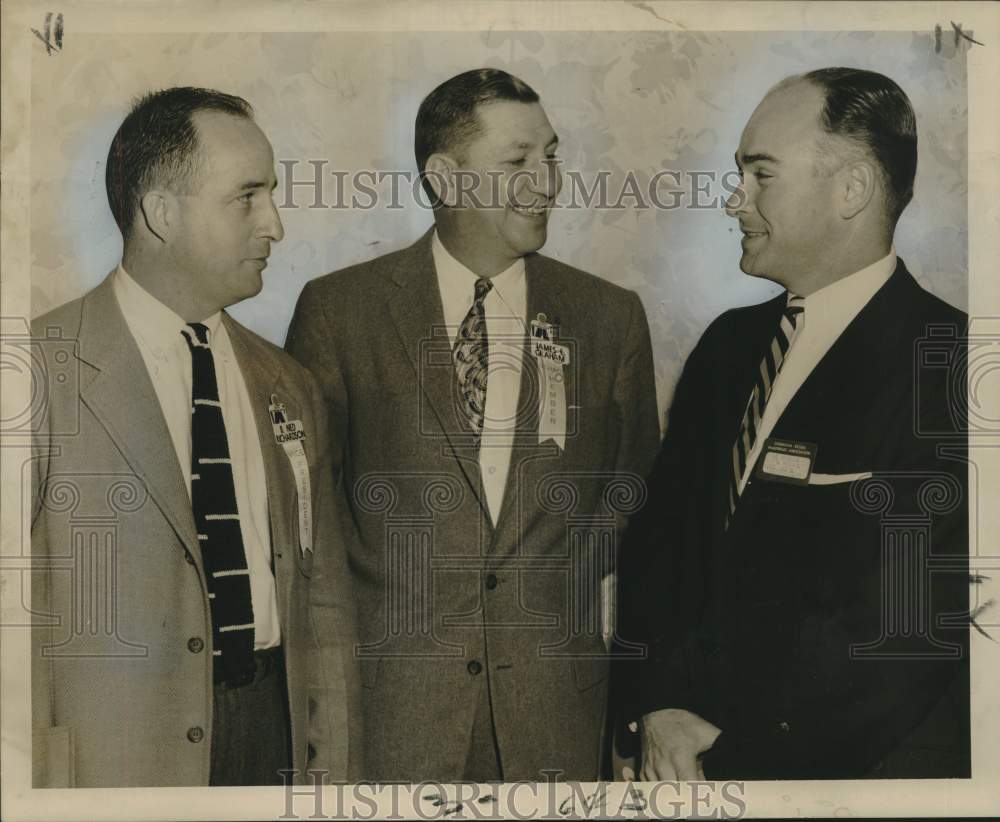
[491,254,572,539]
[76,275,201,558]
[385,230,491,518]
[223,315,299,605]
[770,261,912,450]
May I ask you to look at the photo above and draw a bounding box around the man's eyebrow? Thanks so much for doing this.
[503,135,560,151]
[736,151,780,167]
[235,179,274,192]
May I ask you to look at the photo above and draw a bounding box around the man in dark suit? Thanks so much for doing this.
[286,68,659,782]
[31,87,361,786]
[619,68,969,780]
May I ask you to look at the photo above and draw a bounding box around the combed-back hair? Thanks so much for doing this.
[106,86,253,239]
[802,67,917,224]
[414,68,539,200]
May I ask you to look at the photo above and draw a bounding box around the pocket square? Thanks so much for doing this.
[808,471,874,485]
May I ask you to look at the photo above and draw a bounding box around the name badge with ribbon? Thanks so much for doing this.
[531,313,569,451]
[269,394,312,556]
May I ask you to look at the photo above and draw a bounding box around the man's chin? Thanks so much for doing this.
[511,225,548,257]
[230,277,264,306]
[738,253,767,279]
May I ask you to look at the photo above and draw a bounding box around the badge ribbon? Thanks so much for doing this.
[531,314,569,450]
[269,394,312,556]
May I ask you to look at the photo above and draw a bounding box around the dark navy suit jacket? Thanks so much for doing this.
[617,259,970,779]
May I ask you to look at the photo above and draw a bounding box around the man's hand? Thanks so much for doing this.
[639,708,722,781]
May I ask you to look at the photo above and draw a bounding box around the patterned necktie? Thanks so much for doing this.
[726,295,805,528]
[453,278,494,438]
[181,322,256,684]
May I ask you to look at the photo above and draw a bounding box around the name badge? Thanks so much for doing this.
[269,395,313,556]
[530,314,568,451]
[755,438,817,485]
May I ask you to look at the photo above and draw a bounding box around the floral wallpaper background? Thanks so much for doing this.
[30,30,967,419]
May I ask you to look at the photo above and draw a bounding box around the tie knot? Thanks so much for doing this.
[182,323,211,348]
[474,278,493,303]
[784,295,805,326]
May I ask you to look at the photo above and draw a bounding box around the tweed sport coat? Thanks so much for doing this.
[286,230,660,781]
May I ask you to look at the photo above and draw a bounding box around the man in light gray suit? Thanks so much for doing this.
[31,87,360,787]
[286,68,659,782]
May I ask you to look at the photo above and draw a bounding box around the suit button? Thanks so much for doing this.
[187,726,204,743]
[485,574,498,590]
[777,721,790,733]
[187,637,204,653]
[467,660,482,676]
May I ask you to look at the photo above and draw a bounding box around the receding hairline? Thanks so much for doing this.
[163,108,263,193]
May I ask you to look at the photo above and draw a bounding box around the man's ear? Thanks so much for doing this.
[423,153,460,208]
[137,189,177,243]
[839,160,877,220]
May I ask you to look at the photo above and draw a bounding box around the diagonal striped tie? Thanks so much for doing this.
[182,322,256,684]
[453,278,494,439]
[726,295,805,529]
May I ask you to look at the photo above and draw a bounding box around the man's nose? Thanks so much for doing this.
[724,181,749,218]
[260,196,284,242]
[539,157,562,199]
[523,156,561,200]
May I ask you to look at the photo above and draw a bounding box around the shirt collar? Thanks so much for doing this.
[431,229,526,306]
[793,248,897,319]
[113,263,224,353]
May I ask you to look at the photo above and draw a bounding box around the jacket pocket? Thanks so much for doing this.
[808,471,874,485]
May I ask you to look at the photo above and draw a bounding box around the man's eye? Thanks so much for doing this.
[238,192,255,203]
[755,171,773,181]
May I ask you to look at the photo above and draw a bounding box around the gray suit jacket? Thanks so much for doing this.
[286,230,659,781]
[30,273,362,787]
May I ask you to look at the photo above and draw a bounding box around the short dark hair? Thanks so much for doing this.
[105,86,253,239]
[414,68,539,200]
[802,67,917,224]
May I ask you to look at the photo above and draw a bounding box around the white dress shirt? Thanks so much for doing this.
[739,249,897,492]
[113,265,280,648]
[432,231,527,524]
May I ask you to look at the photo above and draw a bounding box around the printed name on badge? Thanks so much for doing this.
[532,340,571,366]
[268,394,313,555]
[755,438,817,485]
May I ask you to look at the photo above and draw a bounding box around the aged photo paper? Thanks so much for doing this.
[2,0,998,818]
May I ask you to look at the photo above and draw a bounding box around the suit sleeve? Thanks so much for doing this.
[618,324,717,723]
[302,368,364,782]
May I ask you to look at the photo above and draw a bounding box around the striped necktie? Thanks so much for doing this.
[453,277,494,438]
[726,294,805,529]
[181,322,256,684]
